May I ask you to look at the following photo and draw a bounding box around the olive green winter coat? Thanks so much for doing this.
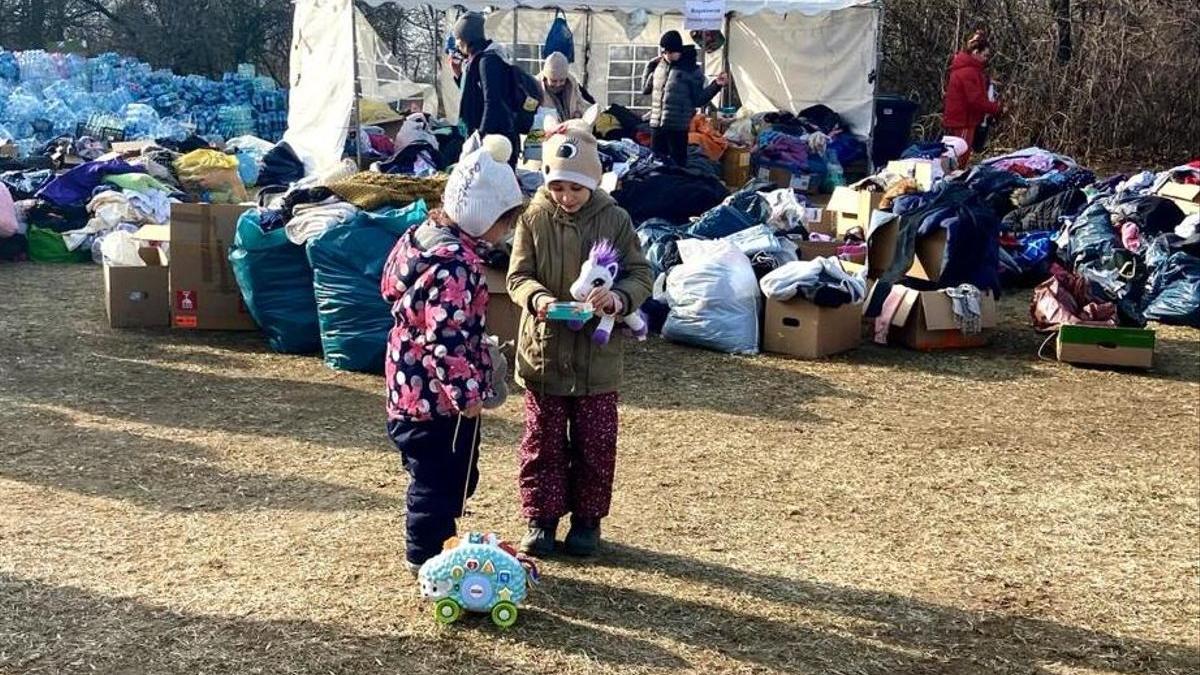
[506,188,653,397]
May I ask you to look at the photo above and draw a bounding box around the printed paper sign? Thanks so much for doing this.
[685,0,725,31]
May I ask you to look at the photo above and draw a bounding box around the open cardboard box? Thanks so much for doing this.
[104,247,170,329]
[870,284,997,350]
[1155,181,1200,215]
[828,186,883,237]
[885,158,953,191]
[757,166,817,194]
[722,146,752,188]
[865,214,948,281]
[762,296,862,359]
[1057,325,1155,369]
[140,203,258,331]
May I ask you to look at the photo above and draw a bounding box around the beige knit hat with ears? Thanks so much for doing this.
[542,121,602,191]
[542,52,570,80]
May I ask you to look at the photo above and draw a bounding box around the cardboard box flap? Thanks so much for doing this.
[827,186,862,216]
[1158,181,1200,203]
[134,223,171,242]
[891,287,921,327]
[138,246,167,266]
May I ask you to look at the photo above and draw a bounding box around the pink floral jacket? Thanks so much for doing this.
[381,222,493,422]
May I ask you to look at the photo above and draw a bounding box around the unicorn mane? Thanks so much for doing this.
[589,240,620,269]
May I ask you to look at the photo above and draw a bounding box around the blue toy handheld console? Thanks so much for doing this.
[546,301,594,322]
[418,532,540,627]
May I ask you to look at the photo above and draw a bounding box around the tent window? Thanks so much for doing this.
[607,45,657,113]
[511,43,544,76]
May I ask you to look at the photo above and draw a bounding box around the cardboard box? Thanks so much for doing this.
[484,266,520,347]
[875,286,997,350]
[828,186,883,237]
[908,230,949,282]
[0,142,17,159]
[803,207,836,236]
[168,203,257,331]
[104,248,170,329]
[758,166,816,194]
[763,296,862,359]
[885,158,952,191]
[110,140,155,156]
[797,240,841,261]
[1056,325,1155,369]
[722,146,752,188]
[1156,181,1200,215]
[865,217,947,281]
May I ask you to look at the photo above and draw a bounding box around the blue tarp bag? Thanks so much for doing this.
[229,208,321,354]
[542,9,575,63]
[306,201,428,373]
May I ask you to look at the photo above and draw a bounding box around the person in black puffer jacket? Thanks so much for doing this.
[450,12,520,166]
[642,31,728,166]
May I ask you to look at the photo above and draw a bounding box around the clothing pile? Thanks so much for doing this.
[760,257,867,307]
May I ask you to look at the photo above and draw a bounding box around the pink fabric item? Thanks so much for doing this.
[1121,222,1141,252]
[0,184,17,238]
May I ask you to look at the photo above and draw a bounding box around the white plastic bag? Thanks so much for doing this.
[662,240,760,355]
[723,108,755,146]
[99,229,147,267]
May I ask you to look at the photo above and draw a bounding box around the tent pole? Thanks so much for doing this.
[582,9,592,89]
[351,1,363,170]
[721,12,732,108]
[512,8,519,59]
[868,1,883,173]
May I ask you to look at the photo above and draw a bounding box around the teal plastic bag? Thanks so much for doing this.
[229,209,322,353]
[306,200,428,373]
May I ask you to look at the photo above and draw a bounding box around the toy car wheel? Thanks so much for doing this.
[490,601,518,628]
[434,598,463,625]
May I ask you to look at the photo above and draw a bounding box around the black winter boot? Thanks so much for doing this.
[519,519,558,557]
[564,517,601,557]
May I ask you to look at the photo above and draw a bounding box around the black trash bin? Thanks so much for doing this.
[871,95,919,166]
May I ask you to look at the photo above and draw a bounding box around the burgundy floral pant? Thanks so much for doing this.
[519,391,619,522]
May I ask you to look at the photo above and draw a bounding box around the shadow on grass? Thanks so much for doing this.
[0,405,401,513]
[537,543,1200,674]
[0,574,505,674]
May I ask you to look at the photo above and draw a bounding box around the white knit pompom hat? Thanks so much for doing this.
[442,135,524,237]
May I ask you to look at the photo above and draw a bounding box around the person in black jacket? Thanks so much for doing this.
[642,30,728,166]
[450,12,520,166]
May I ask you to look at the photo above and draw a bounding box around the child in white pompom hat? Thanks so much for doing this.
[381,135,526,573]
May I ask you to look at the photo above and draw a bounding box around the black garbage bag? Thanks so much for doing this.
[1059,200,1116,270]
[1142,249,1200,327]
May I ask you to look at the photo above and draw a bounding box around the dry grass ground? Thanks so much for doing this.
[1,262,1198,675]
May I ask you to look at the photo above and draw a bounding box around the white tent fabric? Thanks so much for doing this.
[283,0,355,173]
[727,7,879,136]
[361,0,870,16]
[287,0,881,173]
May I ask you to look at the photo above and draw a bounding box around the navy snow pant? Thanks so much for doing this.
[387,415,481,565]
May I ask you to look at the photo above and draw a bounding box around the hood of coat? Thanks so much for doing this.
[529,185,618,222]
[673,45,701,72]
[950,50,986,73]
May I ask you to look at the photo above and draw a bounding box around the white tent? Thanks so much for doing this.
[285,0,882,173]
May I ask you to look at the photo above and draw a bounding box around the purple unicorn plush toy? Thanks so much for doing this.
[567,240,649,345]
